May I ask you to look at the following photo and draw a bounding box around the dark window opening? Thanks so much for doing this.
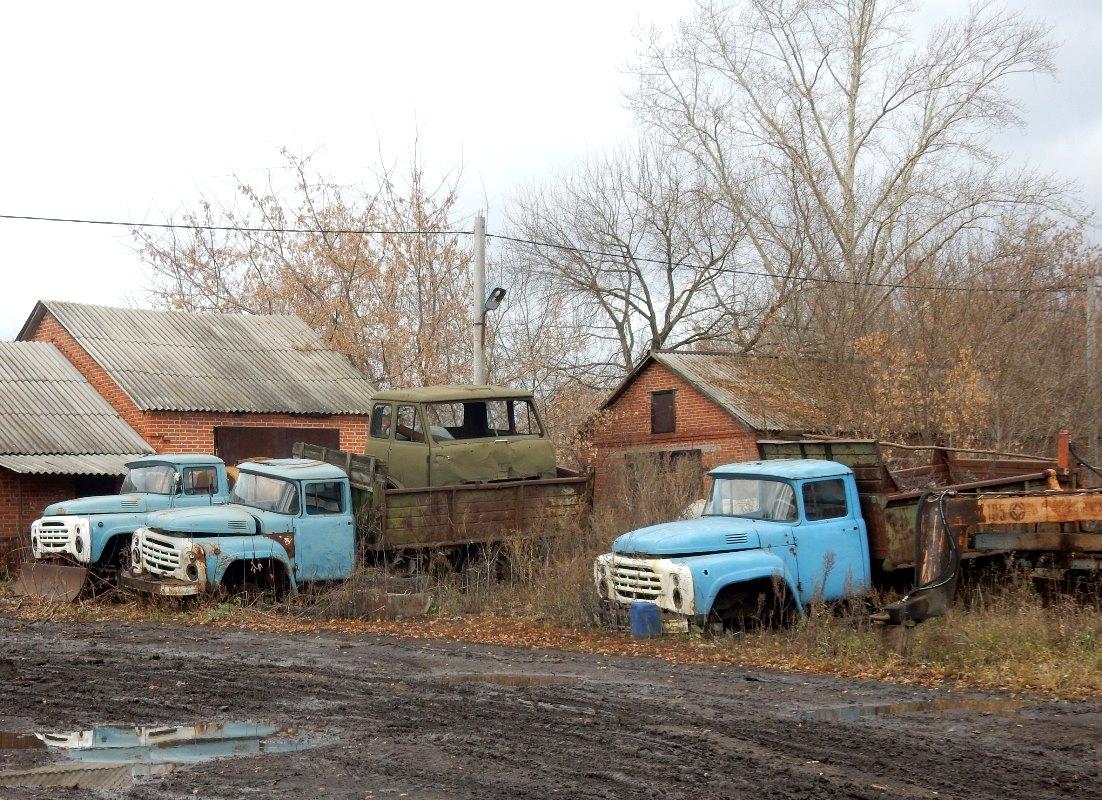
[651,390,676,434]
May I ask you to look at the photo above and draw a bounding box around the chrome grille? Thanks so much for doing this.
[140,533,182,575]
[610,560,662,600]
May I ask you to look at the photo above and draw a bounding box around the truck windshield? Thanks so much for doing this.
[229,473,300,515]
[704,477,797,522]
[121,465,177,495]
[423,399,543,441]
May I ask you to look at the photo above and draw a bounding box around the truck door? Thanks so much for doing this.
[792,478,869,604]
[293,480,356,581]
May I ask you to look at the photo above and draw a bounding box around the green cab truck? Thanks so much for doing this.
[119,386,592,597]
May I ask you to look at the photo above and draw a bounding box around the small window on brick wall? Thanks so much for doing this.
[651,390,676,434]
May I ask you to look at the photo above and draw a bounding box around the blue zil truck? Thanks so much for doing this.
[16,454,230,601]
[119,458,356,598]
[595,437,1102,629]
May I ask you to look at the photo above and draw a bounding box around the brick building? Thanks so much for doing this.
[588,350,806,502]
[18,300,377,466]
[0,341,153,566]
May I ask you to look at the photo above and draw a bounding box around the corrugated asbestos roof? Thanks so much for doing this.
[0,341,153,474]
[25,301,376,415]
[603,350,807,432]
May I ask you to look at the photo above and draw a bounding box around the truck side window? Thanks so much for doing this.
[304,481,345,515]
[394,405,424,443]
[370,404,392,438]
[183,467,217,495]
[803,479,848,521]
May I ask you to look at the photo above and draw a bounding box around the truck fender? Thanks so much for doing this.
[688,549,799,618]
[202,540,298,594]
[92,526,142,566]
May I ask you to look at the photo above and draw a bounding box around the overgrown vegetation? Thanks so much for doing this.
[6,459,1102,699]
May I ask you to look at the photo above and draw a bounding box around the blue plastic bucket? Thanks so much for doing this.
[630,601,662,638]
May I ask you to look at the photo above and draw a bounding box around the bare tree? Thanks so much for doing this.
[135,148,472,388]
[505,140,779,376]
[630,0,1070,358]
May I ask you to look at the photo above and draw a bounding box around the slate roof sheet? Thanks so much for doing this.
[24,301,376,415]
[0,341,152,474]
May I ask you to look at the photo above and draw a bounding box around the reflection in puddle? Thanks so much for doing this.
[436,673,580,688]
[804,698,1026,722]
[0,722,335,790]
[0,732,45,750]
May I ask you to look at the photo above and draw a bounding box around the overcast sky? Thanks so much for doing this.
[1,0,1098,340]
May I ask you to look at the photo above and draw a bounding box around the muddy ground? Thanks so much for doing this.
[0,609,1099,800]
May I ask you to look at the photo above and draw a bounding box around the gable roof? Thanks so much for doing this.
[19,301,376,415]
[0,341,153,475]
[601,350,809,432]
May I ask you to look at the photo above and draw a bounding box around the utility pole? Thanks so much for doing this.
[1088,272,1098,467]
[472,213,487,384]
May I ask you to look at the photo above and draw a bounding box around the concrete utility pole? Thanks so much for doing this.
[472,213,487,385]
[1088,272,1098,467]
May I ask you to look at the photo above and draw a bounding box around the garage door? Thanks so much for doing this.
[214,426,341,465]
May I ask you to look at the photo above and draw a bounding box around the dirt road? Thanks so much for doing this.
[0,611,1099,799]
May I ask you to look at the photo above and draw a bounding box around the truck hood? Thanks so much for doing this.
[44,494,151,516]
[145,505,287,537]
[613,516,765,557]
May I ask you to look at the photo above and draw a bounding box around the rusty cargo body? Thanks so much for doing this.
[756,437,1072,576]
[293,442,592,553]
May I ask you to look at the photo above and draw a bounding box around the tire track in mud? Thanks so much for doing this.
[1,616,1101,799]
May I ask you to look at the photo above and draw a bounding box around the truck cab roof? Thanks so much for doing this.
[371,384,536,403]
[238,458,348,482]
[709,458,853,481]
[126,454,226,468]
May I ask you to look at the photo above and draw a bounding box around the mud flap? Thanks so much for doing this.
[12,563,89,603]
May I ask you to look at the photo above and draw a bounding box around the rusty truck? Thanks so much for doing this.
[15,455,231,601]
[595,434,1102,628]
[119,386,591,597]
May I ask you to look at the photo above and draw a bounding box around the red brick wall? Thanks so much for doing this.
[26,309,371,455]
[588,362,762,502]
[0,471,75,572]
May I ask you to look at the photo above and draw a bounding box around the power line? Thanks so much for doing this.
[0,211,1083,295]
[487,233,1082,295]
[0,213,471,237]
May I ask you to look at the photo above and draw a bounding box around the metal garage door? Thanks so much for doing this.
[214,426,341,465]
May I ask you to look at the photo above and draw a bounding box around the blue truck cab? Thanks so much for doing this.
[29,454,230,571]
[594,459,872,628]
[119,458,356,597]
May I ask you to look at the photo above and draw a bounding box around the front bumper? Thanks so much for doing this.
[118,569,201,597]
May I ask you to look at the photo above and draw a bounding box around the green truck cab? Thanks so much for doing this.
[364,385,557,488]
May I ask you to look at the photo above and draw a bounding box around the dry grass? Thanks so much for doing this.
[6,460,1102,699]
[423,460,1102,697]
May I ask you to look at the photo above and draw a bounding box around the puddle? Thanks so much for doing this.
[0,732,44,750]
[436,673,580,688]
[0,722,335,790]
[803,698,1026,722]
